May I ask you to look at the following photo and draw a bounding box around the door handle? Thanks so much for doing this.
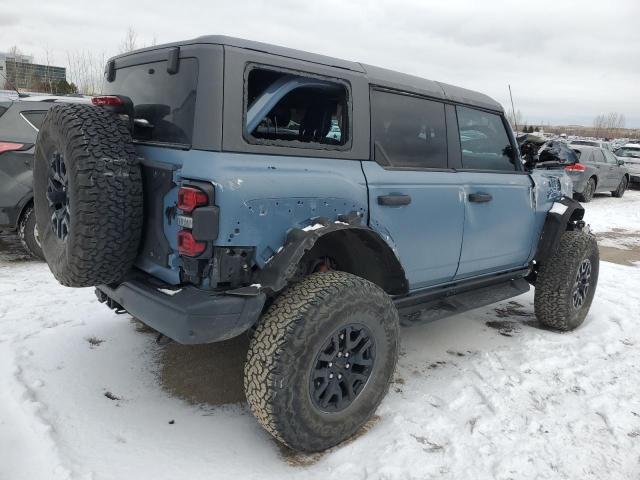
[377,194,412,206]
[468,192,493,203]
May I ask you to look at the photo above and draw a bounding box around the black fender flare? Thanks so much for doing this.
[534,196,585,265]
[228,214,409,296]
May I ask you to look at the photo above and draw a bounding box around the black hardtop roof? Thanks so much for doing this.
[112,35,503,113]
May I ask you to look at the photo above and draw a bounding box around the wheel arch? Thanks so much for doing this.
[533,196,586,267]
[239,219,409,296]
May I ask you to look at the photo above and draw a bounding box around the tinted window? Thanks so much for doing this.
[21,110,47,131]
[370,90,447,169]
[245,68,349,149]
[104,58,198,145]
[592,150,605,163]
[457,106,515,171]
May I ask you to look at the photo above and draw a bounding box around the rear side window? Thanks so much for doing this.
[245,67,349,149]
[592,150,606,163]
[105,58,198,145]
[456,106,516,171]
[21,111,47,131]
[370,90,447,169]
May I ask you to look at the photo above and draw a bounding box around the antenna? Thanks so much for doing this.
[0,69,26,98]
[508,84,519,134]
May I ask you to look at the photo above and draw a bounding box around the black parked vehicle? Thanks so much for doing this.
[0,95,89,258]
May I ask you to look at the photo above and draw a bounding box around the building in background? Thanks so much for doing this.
[0,51,67,93]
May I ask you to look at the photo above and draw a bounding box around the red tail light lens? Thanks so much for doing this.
[565,163,586,172]
[178,187,208,213]
[91,96,124,106]
[177,230,206,256]
[0,142,25,154]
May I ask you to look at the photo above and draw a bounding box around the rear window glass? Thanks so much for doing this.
[245,67,349,149]
[105,58,198,145]
[370,90,447,169]
[21,111,47,131]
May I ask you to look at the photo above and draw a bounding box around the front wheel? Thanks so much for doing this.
[534,231,599,331]
[244,271,399,452]
[611,176,628,198]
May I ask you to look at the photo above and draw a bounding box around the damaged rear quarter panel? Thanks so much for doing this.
[179,151,369,266]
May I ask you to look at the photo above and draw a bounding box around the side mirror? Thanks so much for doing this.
[618,159,625,166]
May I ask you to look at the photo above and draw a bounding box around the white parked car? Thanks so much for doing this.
[615,143,640,187]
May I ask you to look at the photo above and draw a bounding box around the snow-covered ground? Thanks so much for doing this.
[1,192,640,480]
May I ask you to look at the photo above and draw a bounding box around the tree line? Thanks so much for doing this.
[2,28,152,96]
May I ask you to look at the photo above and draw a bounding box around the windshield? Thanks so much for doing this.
[104,58,198,145]
[616,147,640,158]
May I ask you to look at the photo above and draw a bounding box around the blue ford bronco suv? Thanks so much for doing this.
[33,36,598,452]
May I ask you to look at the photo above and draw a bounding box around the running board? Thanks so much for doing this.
[395,276,530,326]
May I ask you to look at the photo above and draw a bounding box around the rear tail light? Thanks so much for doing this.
[565,163,586,172]
[177,230,206,256]
[0,142,26,154]
[178,187,208,213]
[91,95,124,106]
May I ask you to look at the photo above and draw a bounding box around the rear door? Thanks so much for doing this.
[603,149,624,187]
[363,89,464,290]
[591,149,613,190]
[453,106,536,278]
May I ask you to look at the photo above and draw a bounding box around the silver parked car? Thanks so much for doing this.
[614,143,640,187]
[565,145,629,202]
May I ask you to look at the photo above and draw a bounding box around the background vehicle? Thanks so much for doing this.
[0,95,89,258]
[615,143,640,187]
[565,145,629,201]
[570,139,611,150]
[33,36,598,452]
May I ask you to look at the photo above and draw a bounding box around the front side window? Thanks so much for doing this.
[457,106,516,171]
[370,90,447,169]
[245,67,349,149]
[603,149,618,164]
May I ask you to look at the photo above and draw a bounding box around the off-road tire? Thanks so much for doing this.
[575,177,596,203]
[244,271,399,452]
[33,104,143,287]
[611,176,628,198]
[18,205,44,260]
[534,231,599,331]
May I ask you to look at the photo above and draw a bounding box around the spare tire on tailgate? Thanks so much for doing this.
[33,103,143,287]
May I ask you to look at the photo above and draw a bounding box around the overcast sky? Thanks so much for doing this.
[2,0,639,127]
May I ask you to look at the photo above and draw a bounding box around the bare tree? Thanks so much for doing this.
[506,109,524,132]
[66,50,106,95]
[119,27,138,53]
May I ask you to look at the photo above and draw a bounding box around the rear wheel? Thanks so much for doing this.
[575,177,596,203]
[534,231,599,331]
[244,271,399,452]
[611,176,628,198]
[18,205,44,260]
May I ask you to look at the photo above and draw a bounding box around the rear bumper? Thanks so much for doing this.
[566,172,587,192]
[96,271,266,344]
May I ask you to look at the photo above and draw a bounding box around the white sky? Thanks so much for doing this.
[1,0,639,127]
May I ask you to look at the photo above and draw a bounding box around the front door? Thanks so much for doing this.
[363,90,464,290]
[453,106,536,278]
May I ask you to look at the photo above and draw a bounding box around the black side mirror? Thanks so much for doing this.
[618,159,625,166]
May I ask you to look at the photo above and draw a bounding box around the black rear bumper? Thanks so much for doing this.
[96,272,266,344]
